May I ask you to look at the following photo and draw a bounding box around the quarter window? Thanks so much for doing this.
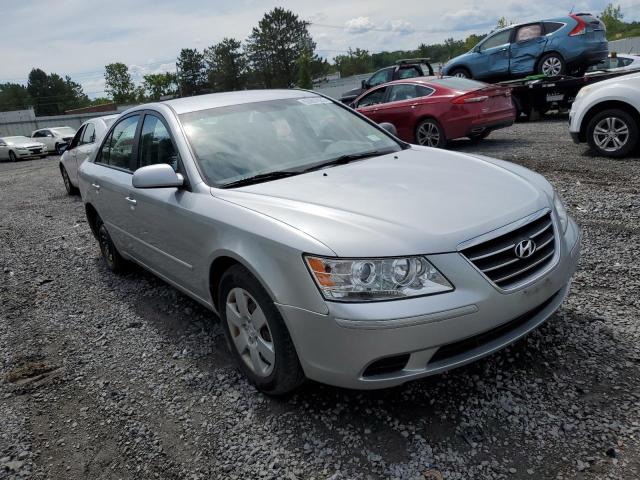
[80,123,96,145]
[138,115,179,171]
[357,87,387,107]
[98,115,140,170]
[544,22,564,34]
[481,30,511,50]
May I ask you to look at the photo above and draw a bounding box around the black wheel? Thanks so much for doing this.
[9,151,17,162]
[449,67,471,79]
[415,118,447,148]
[538,53,565,76]
[55,143,63,155]
[468,130,491,142]
[96,220,127,274]
[586,109,638,158]
[60,166,79,195]
[219,265,305,395]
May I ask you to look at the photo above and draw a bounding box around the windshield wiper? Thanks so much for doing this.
[221,170,303,188]
[301,149,390,173]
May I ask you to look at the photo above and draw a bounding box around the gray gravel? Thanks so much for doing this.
[1,119,640,479]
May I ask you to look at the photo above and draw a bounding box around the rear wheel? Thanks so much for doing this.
[538,53,565,76]
[586,109,638,158]
[9,151,17,162]
[60,166,78,195]
[219,265,305,395]
[415,119,447,148]
[96,219,128,273]
[469,130,491,142]
[449,68,471,79]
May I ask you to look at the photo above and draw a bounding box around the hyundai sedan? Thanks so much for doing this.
[79,90,581,394]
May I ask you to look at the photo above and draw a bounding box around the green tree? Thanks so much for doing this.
[177,48,207,96]
[104,63,136,103]
[0,83,32,111]
[296,49,313,89]
[334,48,374,76]
[27,68,89,115]
[464,33,486,51]
[246,7,315,88]
[143,72,177,100]
[204,38,247,92]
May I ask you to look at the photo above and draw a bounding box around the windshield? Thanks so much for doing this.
[179,97,401,187]
[52,127,76,136]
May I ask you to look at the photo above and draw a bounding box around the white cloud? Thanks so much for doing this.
[387,19,414,35]
[345,16,376,34]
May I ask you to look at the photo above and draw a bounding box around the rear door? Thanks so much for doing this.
[381,83,436,141]
[509,23,547,75]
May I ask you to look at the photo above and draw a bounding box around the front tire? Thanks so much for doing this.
[538,53,565,76]
[96,219,128,273]
[586,109,638,158]
[9,151,17,162]
[219,265,305,395]
[55,143,63,155]
[415,118,447,148]
[449,68,471,79]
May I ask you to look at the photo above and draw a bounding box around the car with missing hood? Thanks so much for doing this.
[78,89,581,394]
[0,136,48,161]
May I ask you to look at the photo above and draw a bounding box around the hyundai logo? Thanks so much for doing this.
[514,239,537,259]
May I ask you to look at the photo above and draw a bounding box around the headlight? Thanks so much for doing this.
[16,147,28,151]
[553,193,568,233]
[304,255,454,302]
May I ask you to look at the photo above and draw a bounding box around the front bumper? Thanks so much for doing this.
[15,149,47,158]
[279,217,581,389]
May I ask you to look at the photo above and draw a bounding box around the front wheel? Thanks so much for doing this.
[219,265,305,395]
[449,68,471,79]
[415,119,447,148]
[586,109,638,158]
[55,143,64,155]
[538,53,565,76]
[9,151,17,162]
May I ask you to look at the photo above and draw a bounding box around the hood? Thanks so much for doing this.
[340,87,363,99]
[213,148,552,257]
[591,71,640,89]
[444,52,473,71]
[7,138,45,148]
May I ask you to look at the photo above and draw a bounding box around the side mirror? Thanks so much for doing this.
[379,122,397,136]
[361,79,368,90]
[58,144,68,154]
[132,163,184,189]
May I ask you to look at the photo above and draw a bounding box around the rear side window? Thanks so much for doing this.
[80,123,96,145]
[388,84,434,102]
[357,87,387,107]
[138,114,179,171]
[398,67,421,79]
[544,22,564,34]
[98,115,140,171]
[515,24,542,41]
[434,77,487,90]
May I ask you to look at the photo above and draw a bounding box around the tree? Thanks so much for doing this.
[204,38,247,92]
[0,83,32,111]
[177,48,207,96]
[143,72,177,100]
[104,63,136,103]
[334,48,374,76]
[246,7,315,88]
[296,49,313,89]
[27,68,89,115]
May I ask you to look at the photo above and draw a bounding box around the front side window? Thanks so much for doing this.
[481,30,511,50]
[98,115,140,170]
[368,68,392,87]
[139,115,179,171]
[388,84,433,102]
[33,131,43,138]
[179,97,401,187]
[358,87,387,107]
[68,126,85,150]
[80,123,96,145]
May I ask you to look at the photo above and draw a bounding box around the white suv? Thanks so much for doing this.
[569,72,640,157]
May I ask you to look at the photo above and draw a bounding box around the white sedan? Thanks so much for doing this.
[0,136,48,161]
[60,114,118,194]
[586,53,640,74]
[569,71,640,157]
[31,127,77,155]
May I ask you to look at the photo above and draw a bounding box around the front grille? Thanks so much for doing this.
[461,212,556,289]
[428,289,560,365]
[29,148,42,154]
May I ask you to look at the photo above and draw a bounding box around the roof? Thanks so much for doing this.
[162,89,317,115]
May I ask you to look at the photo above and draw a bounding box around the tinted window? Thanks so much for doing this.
[433,77,487,90]
[515,24,542,41]
[98,115,140,170]
[80,123,96,144]
[481,30,511,50]
[139,115,178,171]
[388,84,434,102]
[33,131,43,138]
[398,67,421,79]
[544,22,564,34]
[368,68,392,87]
[358,87,387,107]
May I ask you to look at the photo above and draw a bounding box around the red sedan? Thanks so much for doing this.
[352,77,515,148]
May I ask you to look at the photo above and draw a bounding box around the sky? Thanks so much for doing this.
[1,0,639,98]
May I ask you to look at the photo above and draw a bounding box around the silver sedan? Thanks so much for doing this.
[78,90,581,394]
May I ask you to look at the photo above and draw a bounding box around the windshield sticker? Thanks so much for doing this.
[367,134,382,141]
[298,97,332,105]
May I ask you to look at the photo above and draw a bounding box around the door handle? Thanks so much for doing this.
[125,196,137,206]
[91,183,100,190]
[410,104,418,109]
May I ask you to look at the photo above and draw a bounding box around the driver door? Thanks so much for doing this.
[476,29,512,79]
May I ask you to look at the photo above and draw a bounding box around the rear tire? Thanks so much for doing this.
[96,219,128,274]
[219,265,305,395]
[61,166,79,195]
[9,151,17,162]
[449,68,471,79]
[469,130,491,143]
[415,119,447,148]
[586,109,638,158]
[538,53,565,76]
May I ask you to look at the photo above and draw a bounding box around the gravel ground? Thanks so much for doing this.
[1,119,639,480]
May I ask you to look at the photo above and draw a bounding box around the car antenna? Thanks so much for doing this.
[569,5,574,14]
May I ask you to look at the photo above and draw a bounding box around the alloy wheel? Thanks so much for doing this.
[453,72,467,78]
[417,122,441,147]
[225,288,275,377]
[593,117,629,153]
[541,57,562,76]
